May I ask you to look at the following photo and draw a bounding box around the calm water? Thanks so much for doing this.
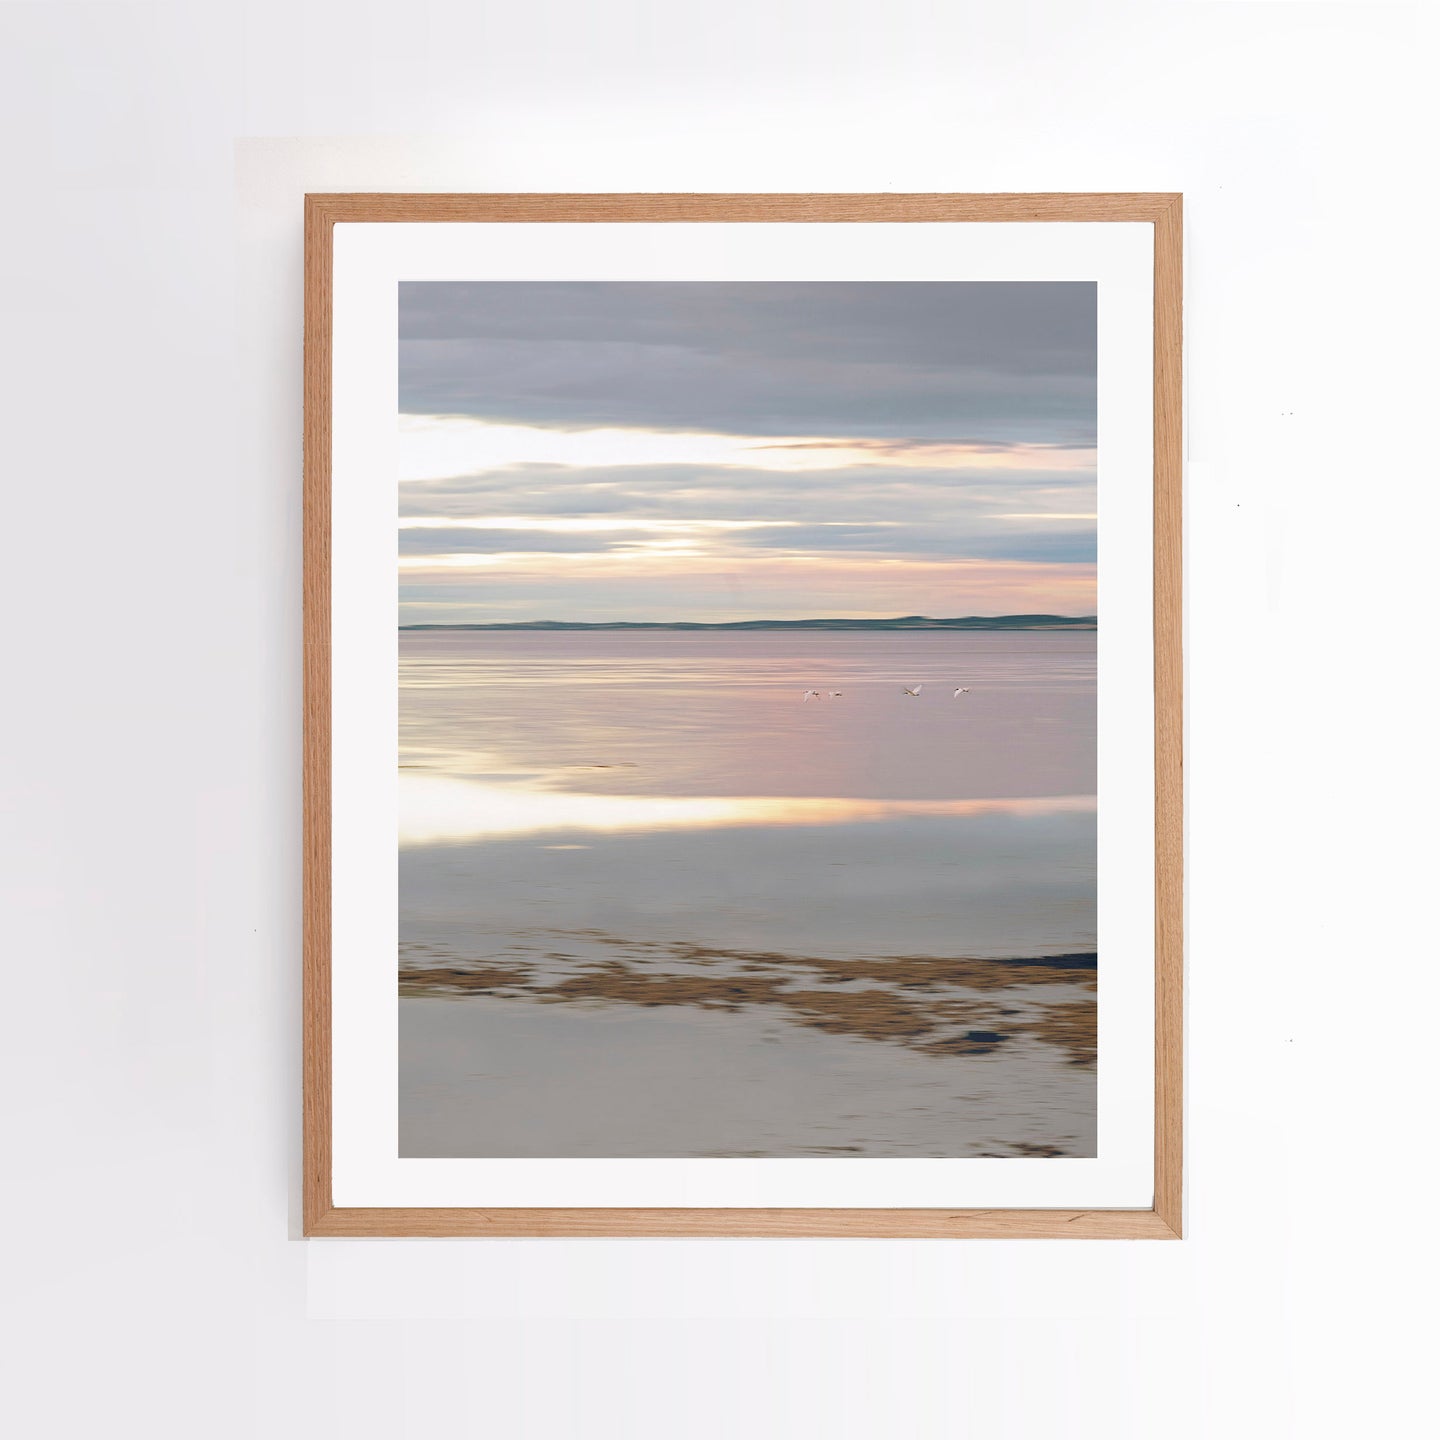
[399,630,1097,1158]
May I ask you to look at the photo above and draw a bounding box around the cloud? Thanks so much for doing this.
[399,527,634,556]
[738,524,1097,564]
[400,281,1095,442]
[399,462,1095,525]
[760,436,1094,457]
[398,519,1095,567]
[395,452,1097,569]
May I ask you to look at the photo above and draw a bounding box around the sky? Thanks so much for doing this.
[398,282,1096,624]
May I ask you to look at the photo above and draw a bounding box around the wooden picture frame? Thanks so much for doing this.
[304,193,1182,1238]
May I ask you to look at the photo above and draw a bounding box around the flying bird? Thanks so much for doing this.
[829,691,843,698]
[953,687,971,697]
[803,690,823,702]
[902,686,922,697]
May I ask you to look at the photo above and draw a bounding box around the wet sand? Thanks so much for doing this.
[400,993,1096,1159]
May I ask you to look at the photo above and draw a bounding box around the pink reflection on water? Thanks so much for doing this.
[400,629,1096,803]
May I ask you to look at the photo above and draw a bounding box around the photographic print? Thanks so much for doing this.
[305,194,1181,1236]
[396,280,1099,1160]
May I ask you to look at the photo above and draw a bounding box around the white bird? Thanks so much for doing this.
[803,690,822,701]
[953,687,971,697]
[902,685,922,697]
[829,691,843,698]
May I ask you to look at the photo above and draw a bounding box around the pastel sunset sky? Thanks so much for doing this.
[398,282,1096,625]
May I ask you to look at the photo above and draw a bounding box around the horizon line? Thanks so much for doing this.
[400,613,1098,630]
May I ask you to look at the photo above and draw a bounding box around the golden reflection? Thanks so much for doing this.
[399,772,1095,846]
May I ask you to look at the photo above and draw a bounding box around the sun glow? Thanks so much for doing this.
[398,516,808,534]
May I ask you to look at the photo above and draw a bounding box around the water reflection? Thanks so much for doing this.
[400,769,1095,845]
[400,630,1096,802]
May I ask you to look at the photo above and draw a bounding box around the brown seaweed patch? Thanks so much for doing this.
[396,932,1097,1065]
[539,962,786,1012]
[1018,1001,1097,1066]
[780,987,938,1042]
[399,964,533,996]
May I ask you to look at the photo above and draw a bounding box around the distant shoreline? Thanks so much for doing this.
[400,615,1098,633]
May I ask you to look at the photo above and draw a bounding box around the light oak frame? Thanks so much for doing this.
[303,193,1183,1239]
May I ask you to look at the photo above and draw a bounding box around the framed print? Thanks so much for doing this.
[303,193,1182,1238]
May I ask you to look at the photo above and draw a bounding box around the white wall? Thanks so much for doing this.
[1,3,1432,1436]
